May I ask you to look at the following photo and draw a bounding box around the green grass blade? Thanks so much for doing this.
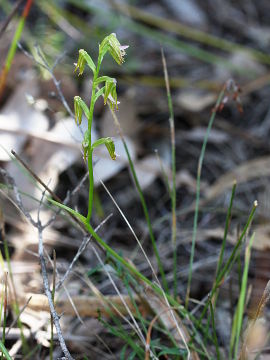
[209,297,221,359]
[230,232,255,359]
[0,0,33,99]
[1,273,7,360]
[48,199,87,224]
[216,181,237,278]
[161,49,177,299]
[196,201,257,328]
[185,86,226,308]
[0,341,12,360]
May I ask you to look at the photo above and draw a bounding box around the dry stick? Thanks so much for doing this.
[45,249,82,324]
[0,169,73,360]
[50,250,56,360]
[38,226,74,360]
[37,188,73,360]
[6,292,145,318]
[2,163,118,353]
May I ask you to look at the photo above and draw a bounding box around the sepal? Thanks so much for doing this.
[92,137,116,160]
[74,49,96,75]
[74,96,89,125]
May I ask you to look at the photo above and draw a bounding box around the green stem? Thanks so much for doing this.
[86,58,101,222]
[86,148,94,222]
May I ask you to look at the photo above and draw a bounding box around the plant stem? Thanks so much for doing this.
[86,149,94,222]
[86,58,101,222]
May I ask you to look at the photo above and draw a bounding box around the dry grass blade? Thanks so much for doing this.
[140,284,199,360]
[145,306,180,360]
[239,280,270,360]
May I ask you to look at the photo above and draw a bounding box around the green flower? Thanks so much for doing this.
[104,78,119,110]
[74,96,89,125]
[100,33,128,65]
[74,49,96,75]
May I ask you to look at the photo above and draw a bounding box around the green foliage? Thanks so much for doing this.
[0,341,12,360]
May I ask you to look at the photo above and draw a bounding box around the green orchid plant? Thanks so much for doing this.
[49,34,167,301]
[49,34,167,300]
[50,33,128,225]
